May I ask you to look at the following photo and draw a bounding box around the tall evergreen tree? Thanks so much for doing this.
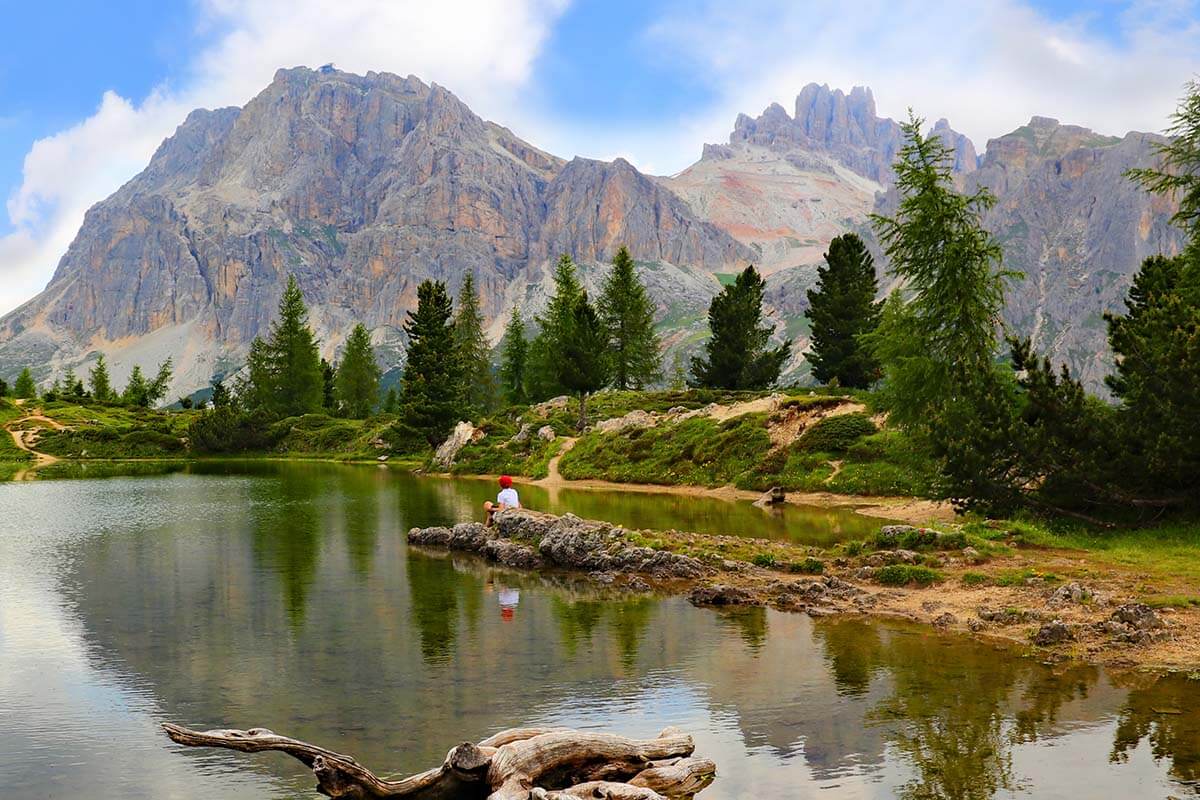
[690,265,791,389]
[122,366,148,406]
[868,112,1014,433]
[499,309,529,404]
[89,355,112,402]
[453,272,496,414]
[558,293,612,430]
[598,246,662,390]
[1129,79,1200,256]
[13,367,36,399]
[336,323,382,419]
[382,386,399,415]
[528,254,584,400]
[402,280,462,445]
[0,378,8,398]
[805,233,882,388]
[321,359,337,413]
[270,275,324,417]
[237,276,324,417]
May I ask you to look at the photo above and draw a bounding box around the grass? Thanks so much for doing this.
[449,414,563,479]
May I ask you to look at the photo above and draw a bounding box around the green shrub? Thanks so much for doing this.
[796,412,877,452]
[188,408,282,454]
[961,571,990,586]
[935,531,968,550]
[786,557,825,575]
[751,553,777,568]
[875,564,942,587]
[844,540,864,557]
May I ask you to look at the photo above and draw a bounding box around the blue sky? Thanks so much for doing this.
[2,0,1199,314]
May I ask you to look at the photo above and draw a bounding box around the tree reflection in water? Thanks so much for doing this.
[1112,672,1200,785]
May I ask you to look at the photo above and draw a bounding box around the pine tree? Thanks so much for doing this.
[453,272,496,414]
[598,246,661,390]
[382,386,399,415]
[89,356,112,402]
[805,233,882,388]
[528,254,584,400]
[0,378,8,398]
[321,359,337,413]
[402,280,462,445]
[690,266,791,389]
[210,378,232,408]
[237,275,324,417]
[558,293,612,430]
[499,309,529,405]
[270,276,324,417]
[1129,79,1200,256]
[336,323,382,419]
[13,367,36,399]
[122,366,149,406]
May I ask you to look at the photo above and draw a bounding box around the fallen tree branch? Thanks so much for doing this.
[162,723,714,800]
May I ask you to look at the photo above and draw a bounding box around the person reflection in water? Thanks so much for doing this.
[483,474,520,526]
[498,584,520,622]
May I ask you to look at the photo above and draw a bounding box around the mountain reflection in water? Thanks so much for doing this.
[1,461,1197,799]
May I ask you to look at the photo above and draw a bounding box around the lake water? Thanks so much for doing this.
[1,462,1198,799]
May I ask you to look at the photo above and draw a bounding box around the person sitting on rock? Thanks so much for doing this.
[484,475,520,525]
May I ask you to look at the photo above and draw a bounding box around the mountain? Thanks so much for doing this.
[0,67,748,396]
[0,72,1183,396]
[665,86,1182,387]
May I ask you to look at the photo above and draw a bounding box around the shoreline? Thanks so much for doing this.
[410,509,1200,673]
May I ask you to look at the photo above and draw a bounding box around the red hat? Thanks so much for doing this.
[499,475,513,488]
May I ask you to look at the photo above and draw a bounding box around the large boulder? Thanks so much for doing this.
[595,410,657,434]
[432,421,477,469]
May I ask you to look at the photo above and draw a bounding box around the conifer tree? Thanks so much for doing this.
[122,366,148,406]
[499,309,529,405]
[89,356,113,402]
[270,275,324,417]
[453,272,496,414]
[402,280,462,444]
[13,367,36,399]
[1129,79,1200,257]
[805,233,882,388]
[321,359,337,413]
[558,293,612,430]
[210,378,231,408]
[868,112,1014,433]
[336,323,382,419]
[528,254,584,400]
[237,275,324,417]
[690,266,790,389]
[382,386,399,415]
[0,378,8,398]
[598,246,661,390]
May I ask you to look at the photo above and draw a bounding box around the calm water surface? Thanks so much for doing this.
[1,462,1198,799]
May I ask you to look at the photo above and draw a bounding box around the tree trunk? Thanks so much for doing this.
[163,723,715,800]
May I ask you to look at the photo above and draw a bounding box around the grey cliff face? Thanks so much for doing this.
[0,67,748,394]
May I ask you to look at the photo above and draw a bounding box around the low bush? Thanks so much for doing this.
[795,412,877,452]
[961,572,990,586]
[785,557,825,575]
[875,564,942,587]
[188,408,283,454]
[751,553,777,568]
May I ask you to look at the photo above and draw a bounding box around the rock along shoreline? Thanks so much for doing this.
[408,509,1193,671]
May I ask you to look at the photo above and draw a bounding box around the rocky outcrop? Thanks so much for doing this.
[432,421,479,469]
[408,509,710,580]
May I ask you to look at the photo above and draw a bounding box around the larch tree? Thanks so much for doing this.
[690,265,790,390]
[336,323,382,419]
[499,309,529,405]
[401,280,462,445]
[453,272,496,414]
[598,246,661,390]
[805,233,882,388]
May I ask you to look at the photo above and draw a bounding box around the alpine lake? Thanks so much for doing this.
[2,461,1198,799]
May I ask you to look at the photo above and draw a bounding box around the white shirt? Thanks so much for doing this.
[497,487,520,508]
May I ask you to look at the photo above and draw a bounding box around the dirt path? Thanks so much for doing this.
[4,410,64,478]
[539,436,578,485]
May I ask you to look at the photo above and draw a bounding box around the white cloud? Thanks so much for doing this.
[0,0,569,316]
[630,0,1200,173]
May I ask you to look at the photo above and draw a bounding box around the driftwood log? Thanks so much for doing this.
[162,723,715,800]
